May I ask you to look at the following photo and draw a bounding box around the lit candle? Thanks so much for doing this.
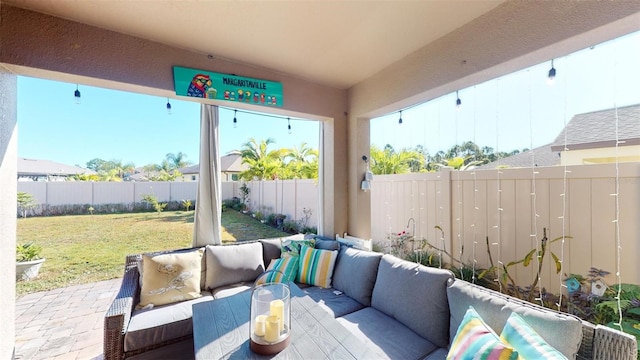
[264,315,280,343]
[270,299,284,331]
[254,315,267,337]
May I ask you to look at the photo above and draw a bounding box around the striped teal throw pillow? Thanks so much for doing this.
[447,306,518,360]
[297,245,338,288]
[255,256,298,285]
[500,312,568,360]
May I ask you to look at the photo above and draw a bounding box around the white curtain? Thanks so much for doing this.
[193,104,222,246]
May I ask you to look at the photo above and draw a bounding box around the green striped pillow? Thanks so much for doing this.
[255,256,299,285]
[500,312,567,359]
[447,306,518,360]
[297,245,338,288]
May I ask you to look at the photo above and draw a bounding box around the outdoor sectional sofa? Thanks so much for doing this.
[104,237,637,360]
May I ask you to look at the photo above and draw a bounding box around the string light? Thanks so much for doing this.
[233,109,237,128]
[166,98,172,115]
[74,85,81,104]
[612,43,623,330]
[398,110,403,125]
[557,56,569,311]
[547,59,556,85]
[456,91,462,111]
[494,78,503,294]
[527,69,544,306]
[287,117,292,134]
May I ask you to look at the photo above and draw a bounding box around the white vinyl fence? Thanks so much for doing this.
[18,179,319,228]
[371,162,640,289]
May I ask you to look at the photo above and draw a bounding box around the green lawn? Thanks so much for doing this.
[16,210,289,297]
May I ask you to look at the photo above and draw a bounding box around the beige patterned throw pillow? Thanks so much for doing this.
[138,249,203,308]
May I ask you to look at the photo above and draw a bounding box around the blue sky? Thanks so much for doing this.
[17,78,320,168]
[17,31,639,168]
[371,31,640,155]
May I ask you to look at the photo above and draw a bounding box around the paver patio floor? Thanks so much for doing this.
[15,278,121,360]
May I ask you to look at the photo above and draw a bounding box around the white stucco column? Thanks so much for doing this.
[0,68,18,359]
[347,115,371,239]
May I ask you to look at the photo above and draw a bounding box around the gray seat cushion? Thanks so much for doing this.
[337,307,440,360]
[422,348,448,360]
[212,282,252,299]
[371,255,453,348]
[300,286,365,318]
[125,292,214,352]
[447,278,583,358]
[204,242,265,290]
[332,247,382,307]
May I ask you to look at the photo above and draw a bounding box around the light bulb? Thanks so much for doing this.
[74,86,81,105]
[547,60,556,85]
[166,99,172,115]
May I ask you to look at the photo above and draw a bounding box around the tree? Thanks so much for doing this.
[17,192,37,218]
[165,152,192,170]
[436,156,485,171]
[86,158,107,172]
[237,138,285,180]
[283,142,319,179]
[370,145,421,175]
[98,168,123,182]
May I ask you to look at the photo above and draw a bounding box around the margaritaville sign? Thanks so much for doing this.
[173,66,283,107]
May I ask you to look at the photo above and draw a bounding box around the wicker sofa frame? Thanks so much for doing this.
[104,245,638,360]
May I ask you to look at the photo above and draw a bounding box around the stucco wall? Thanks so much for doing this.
[561,145,640,165]
[0,67,18,359]
[0,4,349,237]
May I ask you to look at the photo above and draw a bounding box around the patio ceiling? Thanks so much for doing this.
[3,0,504,90]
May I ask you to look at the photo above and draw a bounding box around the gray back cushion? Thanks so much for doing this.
[332,247,382,306]
[205,242,265,290]
[447,279,583,358]
[371,255,453,348]
[259,238,282,266]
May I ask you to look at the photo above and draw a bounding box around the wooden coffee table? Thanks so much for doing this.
[192,283,384,359]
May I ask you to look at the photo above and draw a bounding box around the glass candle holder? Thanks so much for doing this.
[249,278,291,354]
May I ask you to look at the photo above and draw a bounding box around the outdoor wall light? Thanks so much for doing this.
[361,155,373,192]
[547,59,556,85]
[166,98,172,115]
[455,91,462,110]
[74,85,81,104]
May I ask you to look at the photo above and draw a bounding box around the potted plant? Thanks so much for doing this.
[16,242,45,281]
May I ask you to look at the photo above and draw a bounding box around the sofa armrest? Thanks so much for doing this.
[592,324,638,360]
[103,254,141,360]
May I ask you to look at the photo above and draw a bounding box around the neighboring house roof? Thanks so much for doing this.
[550,104,640,151]
[478,144,560,169]
[179,154,248,174]
[18,158,95,176]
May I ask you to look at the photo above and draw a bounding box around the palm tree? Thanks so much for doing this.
[237,138,285,180]
[165,152,192,170]
[284,143,319,179]
[99,160,134,180]
[370,145,421,175]
[99,168,122,181]
[436,155,485,171]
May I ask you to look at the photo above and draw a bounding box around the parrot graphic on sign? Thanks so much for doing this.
[187,74,212,98]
